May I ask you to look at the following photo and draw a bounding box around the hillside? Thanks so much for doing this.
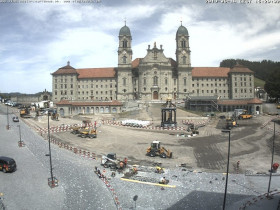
[220,59,280,82]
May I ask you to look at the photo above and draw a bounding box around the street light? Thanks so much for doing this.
[17,125,25,147]
[267,119,276,196]
[6,105,10,130]
[222,129,231,210]
[47,111,58,188]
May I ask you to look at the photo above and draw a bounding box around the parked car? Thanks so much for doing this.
[0,156,17,173]
[12,116,19,122]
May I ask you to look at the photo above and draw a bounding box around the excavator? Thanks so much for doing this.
[146,141,172,158]
[78,128,97,138]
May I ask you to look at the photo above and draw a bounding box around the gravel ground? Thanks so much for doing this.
[2,103,280,210]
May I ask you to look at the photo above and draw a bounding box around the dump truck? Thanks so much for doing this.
[78,128,97,138]
[101,153,127,170]
[238,110,252,119]
[146,141,172,158]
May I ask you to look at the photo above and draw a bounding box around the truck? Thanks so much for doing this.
[20,107,32,118]
[238,110,252,119]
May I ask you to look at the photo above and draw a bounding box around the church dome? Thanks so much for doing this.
[176,25,189,37]
[119,25,131,36]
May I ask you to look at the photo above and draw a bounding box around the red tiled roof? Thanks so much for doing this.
[132,58,141,68]
[56,100,122,106]
[229,64,253,74]
[192,67,230,78]
[247,98,263,104]
[169,58,177,67]
[218,98,262,105]
[52,65,77,75]
[76,68,116,79]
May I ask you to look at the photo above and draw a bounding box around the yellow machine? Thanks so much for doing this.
[78,128,97,138]
[226,118,238,130]
[20,108,31,118]
[146,141,172,158]
[238,110,252,119]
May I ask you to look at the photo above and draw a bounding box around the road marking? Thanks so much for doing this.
[120,178,176,188]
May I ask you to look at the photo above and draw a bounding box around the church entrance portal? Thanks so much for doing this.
[153,91,159,100]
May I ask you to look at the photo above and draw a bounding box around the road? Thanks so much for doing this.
[0,105,117,210]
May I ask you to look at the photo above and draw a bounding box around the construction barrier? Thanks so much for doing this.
[239,189,280,209]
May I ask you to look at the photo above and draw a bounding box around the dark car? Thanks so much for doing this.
[0,156,17,173]
[12,116,19,122]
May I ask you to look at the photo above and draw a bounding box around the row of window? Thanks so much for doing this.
[55,84,116,89]
[233,82,252,87]
[234,88,253,93]
[192,78,227,82]
[54,78,114,83]
[192,83,228,88]
[193,89,229,94]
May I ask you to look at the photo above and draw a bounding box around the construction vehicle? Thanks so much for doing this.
[51,112,59,121]
[20,107,32,118]
[155,166,164,174]
[225,118,238,130]
[187,123,199,135]
[146,141,172,158]
[71,125,82,134]
[238,110,252,119]
[101,153,127,170]
[78,128,97,138]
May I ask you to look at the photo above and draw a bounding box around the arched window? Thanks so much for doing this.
[153,76,158,86]
[122,56,127,64]
[122,40,127,48]
[123,78,126,86]
[143,78,146,85]
[183,56,186,65]
[181,40,186,48]
[165,78,168,85]
[184,77,187,86]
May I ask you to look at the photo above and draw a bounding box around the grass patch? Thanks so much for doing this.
[254,77,265,88]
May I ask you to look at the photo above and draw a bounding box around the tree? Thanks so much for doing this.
[264,69,280,102]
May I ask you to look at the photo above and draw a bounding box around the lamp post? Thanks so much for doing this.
[17,125,24,147]
[267,119,276,195]
[46,111,57,188]
[6,105,10,130]
[222,129,231,210]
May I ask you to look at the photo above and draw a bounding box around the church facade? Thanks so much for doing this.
[52,24,262,116]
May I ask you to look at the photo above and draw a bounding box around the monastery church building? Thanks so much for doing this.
[52,23,262,116]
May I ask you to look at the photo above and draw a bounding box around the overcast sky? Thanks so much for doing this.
[0,0,279,94]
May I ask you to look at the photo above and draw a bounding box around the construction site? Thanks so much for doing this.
[14,101,280,174]
[3,101,280,209]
